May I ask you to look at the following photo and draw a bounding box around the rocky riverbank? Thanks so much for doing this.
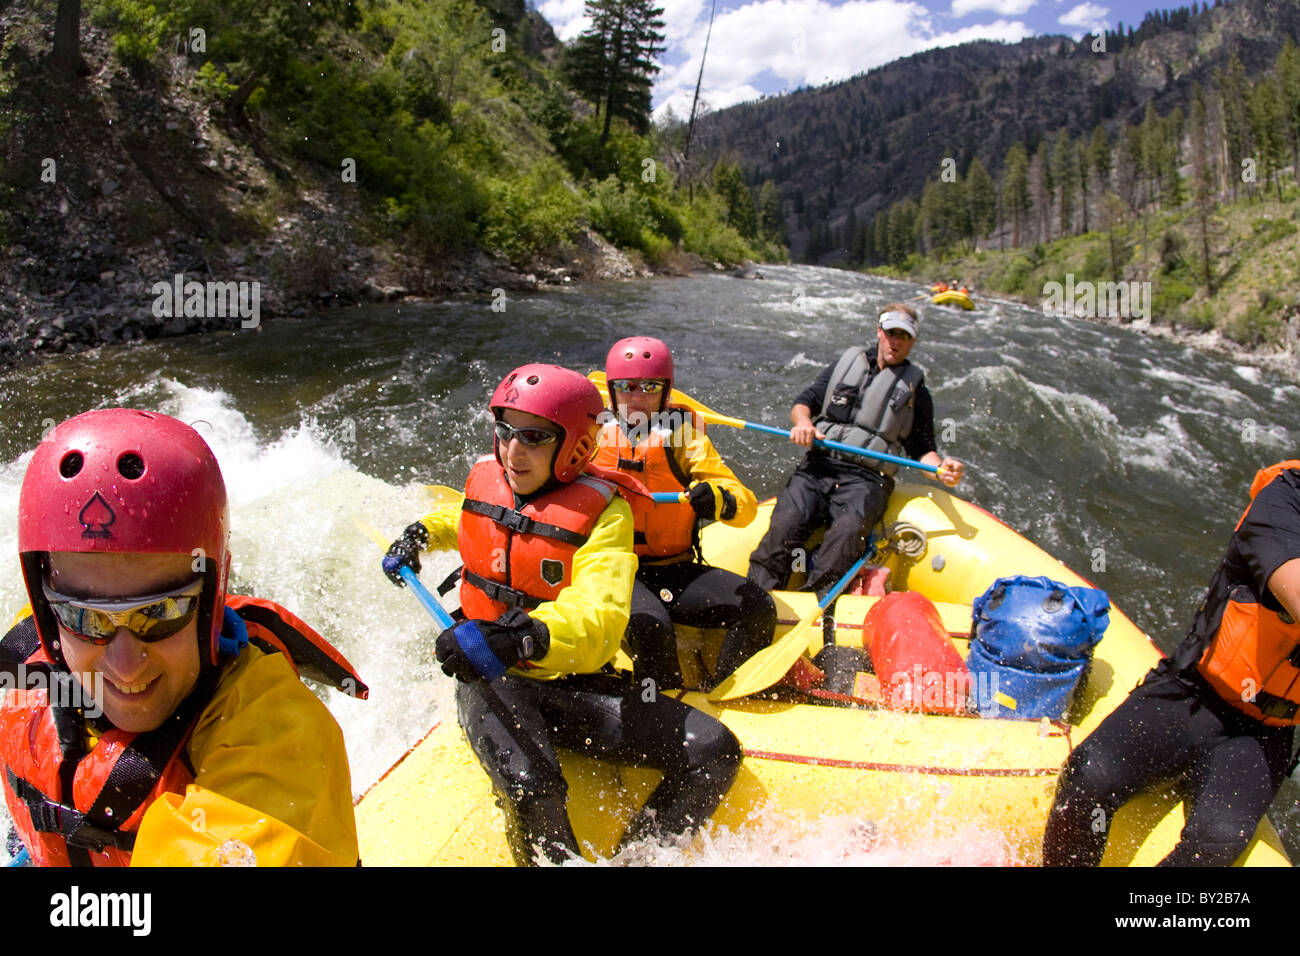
[0,14,687,370]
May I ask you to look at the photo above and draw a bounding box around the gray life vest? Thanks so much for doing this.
[815,347,924,476]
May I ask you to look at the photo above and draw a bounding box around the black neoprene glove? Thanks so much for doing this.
[382,522,429,586]
[688,482,737,520]
[435,610,550,682]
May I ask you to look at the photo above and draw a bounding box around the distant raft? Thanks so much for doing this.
[355,483,1291,867]
[932,290,975,310]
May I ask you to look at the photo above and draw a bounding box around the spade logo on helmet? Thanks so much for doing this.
[78,492,116,539]
[540,559,564,586]
[504,386,520,404]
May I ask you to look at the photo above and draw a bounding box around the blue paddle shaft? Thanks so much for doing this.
[399,566,455,629]
[651,491,685,503]
[818,551,873,611]
[740,421,938,474]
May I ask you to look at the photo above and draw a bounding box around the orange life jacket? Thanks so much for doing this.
[1197,460,1300,725]
[458,457,615,620]
[0,598,366,867]
[591,409,701,559]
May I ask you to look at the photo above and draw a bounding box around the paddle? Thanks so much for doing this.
[708,550,874,701]
[589,371,938,476]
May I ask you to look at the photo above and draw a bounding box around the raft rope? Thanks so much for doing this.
[882,521,927,559]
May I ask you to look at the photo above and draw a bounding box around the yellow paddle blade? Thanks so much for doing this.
[708,611,820,702]
[424,484,465,505]
[586,370,746,430]
[353,516,394,552]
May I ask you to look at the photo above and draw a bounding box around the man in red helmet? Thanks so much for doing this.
[0,409,365,867]
[748,303,964,596]
[383,364,742,865]
[592,336,776,689]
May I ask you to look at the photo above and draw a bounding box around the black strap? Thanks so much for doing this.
[437,567,463,598]
[0,618,41,677]
[461,570,544,611]
[461,498,588,547]
[617,457,645,472]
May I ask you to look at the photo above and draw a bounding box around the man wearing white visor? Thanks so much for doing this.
[747,302,964,596]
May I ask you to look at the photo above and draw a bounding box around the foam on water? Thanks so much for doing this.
[566,811,1027,867]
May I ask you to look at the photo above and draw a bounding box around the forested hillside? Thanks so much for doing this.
[0,0,783,362]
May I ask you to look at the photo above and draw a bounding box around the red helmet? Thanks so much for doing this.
[490,365,603,483]
[605,336,673,408]
[17,408,231,668]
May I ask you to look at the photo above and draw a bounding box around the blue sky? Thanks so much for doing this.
[536,0,1182,118]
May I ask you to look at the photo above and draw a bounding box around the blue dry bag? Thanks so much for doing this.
[966,575,1110,719]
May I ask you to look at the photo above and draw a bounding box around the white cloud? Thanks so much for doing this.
[654,0,1031,110]
[1059,2,1108,37]
[951,0,1036,16]
[537,0,591,41]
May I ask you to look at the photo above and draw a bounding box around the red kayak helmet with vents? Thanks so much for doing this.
[605,336,673,409]
[489,365,603,483]
[17,408,231,668]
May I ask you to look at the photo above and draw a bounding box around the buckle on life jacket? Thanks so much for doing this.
[1255,691,1299,722]
[7,769,133,853]
[461,570,543,610]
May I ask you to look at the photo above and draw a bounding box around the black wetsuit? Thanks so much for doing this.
[1043,469,1300,866]
[456,672,742,865]
[747,349,938,595]
[627,562,777,688]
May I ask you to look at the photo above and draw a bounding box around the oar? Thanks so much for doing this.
[5,847,29,867]
[589,371,937,476]
[708,549,874,702]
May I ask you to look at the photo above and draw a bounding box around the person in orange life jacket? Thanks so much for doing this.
[1,409,364,867]
[382,365,742,865]
[591,336,776,689]
[747,304,964,597]
[1044,461,1300,866]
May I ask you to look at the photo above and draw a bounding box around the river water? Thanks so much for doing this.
[2,263,1298,864]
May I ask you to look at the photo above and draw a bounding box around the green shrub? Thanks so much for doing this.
[480,170,583,264]
[193,61,237,103]
[93,0,173,73]
[587,176,653,248]
[1081,243,1110,280]
[1225,304,1282,348]
[1252,217,1298,244]
[1150,275,1195,321]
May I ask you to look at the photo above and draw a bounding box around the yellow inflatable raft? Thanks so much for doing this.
[355,484,1291,867]
[932,290,975,310]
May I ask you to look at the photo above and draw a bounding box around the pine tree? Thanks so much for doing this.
[1002,142,1031,248]
[564,0,667,146]
[966,157,996,245]
[1053,130,1077,236]
[758,180,784,244]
